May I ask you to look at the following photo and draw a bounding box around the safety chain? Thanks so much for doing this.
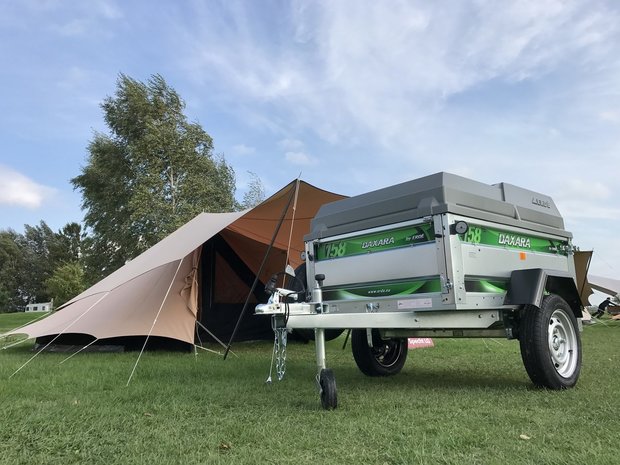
[274,327,287,381]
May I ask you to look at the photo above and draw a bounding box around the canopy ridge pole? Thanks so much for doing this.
[223,182,299,359]
[126,258,184,387]
[9,292,110,379]
[59,339,100,364]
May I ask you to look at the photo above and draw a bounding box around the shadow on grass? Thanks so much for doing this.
[331,364,530,391]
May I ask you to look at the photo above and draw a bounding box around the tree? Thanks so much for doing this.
[0,230,24,312]
[15,221,57,304]
[72,74,236,280]
[240,171,266,209]
[49,222,83,264]
[0,222,87,312]
[45,262,86,308]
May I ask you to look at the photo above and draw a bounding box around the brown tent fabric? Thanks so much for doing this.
[2,180,345,347]
[227,180,345,265]
[574,251,593,306]
[574,250,620,304]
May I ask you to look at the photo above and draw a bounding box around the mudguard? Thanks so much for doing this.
[505,268,582,317]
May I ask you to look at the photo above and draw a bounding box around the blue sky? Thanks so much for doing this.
[0,0,619,279]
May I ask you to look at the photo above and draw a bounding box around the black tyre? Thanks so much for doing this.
[289,263,344,342]
[519,294,581,389]
[351,329,408,376]
[319,368,337,410]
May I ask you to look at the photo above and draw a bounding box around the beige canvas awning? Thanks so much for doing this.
[588,274,620,297]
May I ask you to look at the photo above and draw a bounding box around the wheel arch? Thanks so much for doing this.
[505,268,583,318]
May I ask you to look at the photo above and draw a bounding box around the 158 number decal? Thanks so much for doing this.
[322,241,347,258]
[462,226,482,244]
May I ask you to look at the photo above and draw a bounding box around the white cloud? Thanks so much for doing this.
[117,0,620,274]
[561,179,611,201]
[599,110,620,123]
[46,0,123,38]
[278,138,304,151]
[94,0,123,20]
[230,144,256,156]
[54,18,88,36]
[180,0,620,151]
[56,66,93,91]
[0,165,55,209]
[551,178,619,220]
[285,151,317,166]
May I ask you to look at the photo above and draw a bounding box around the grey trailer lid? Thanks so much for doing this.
[306,172,570,240]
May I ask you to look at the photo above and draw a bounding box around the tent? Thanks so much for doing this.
[574,251,620,302]
[574,251,594,306]
[587,274,620,297]
[2,180,345,351]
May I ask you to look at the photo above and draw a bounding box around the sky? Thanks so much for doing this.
[0,0,619,281]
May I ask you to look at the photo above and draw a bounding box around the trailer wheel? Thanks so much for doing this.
[519,294,581,389]
[351,329,408,376]
[319,368,337,410]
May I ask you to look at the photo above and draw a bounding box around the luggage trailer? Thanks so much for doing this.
[256,172,583,409]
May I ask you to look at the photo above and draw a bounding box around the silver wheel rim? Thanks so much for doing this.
[548,309,578,378]
[372,341,404,368]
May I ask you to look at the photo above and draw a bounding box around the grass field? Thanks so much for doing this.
[1,312,619,465]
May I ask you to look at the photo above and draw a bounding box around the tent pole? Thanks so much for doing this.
[283,177,301,285]
[223,180,299,359]
[126,258,184,387]
[195,320,236,356]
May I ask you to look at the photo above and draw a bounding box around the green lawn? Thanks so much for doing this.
[1,312,619,465]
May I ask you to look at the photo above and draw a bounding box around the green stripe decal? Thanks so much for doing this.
[460,225,569,255]
[323,278,441,301]
[316,223,434,261]
[465,278,508,293]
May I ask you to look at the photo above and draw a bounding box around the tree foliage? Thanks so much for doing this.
[72,74,236,280]
[1,75,269,311]
[0,222,84,312]
[0,230,24,312]
[240,171,267,209]
[15,221,56,304]
[45,262,86,308]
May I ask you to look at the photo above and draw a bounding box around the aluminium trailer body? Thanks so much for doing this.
[256,172,583,409]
